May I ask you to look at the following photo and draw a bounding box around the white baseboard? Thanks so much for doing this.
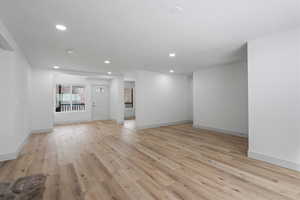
[248,151,300,172]
[55,119,121,126]
[192,124,248,138]
[0,152,18,162]
[31,128,53,134]
[0,127,53,162]
[54,120,90,125]
[136,120,192,130]
[0,134,30,162]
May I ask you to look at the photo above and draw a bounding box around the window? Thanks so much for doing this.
[56,84,86,112]
[96,87,105,93]
[124,88,134,108]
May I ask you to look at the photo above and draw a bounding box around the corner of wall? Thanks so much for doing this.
[193,123,248,138]
[248,151,300,172]
[0,132,30,162]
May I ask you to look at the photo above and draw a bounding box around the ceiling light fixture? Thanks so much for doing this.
[169,53,176,57]
[169,70,174,73]
[175,6,183,12]
[104,60,111,64]
[56,24,67,31]
[66,49,74,54]
[107,72,112,75]
[53,66,60,69]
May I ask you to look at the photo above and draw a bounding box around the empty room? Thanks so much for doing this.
[0,0,300,199]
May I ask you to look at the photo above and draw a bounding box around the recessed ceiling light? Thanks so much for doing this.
[169,70,174,73]
[53,66,60,69]
[104,60,111,64]
[107,72,112,75]
[66,49,74,54]
[175,6,183,12]
[169,53,176,57]
[56,24,67,31]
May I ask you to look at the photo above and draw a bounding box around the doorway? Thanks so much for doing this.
[92,85,109,120]
[124,81,135,128]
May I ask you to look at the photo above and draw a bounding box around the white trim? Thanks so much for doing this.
[31,128,53,134]
[0,152,18,162]
[192,124,248,138]
[0,128,54,162]
[0,134,29,162]
[248,151,300,172]
[55,110,88,114]
[55,119,116,125]
[136,120,192,130]
[54,120,90,125]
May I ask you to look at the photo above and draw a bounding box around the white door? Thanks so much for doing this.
[92,85,109,120]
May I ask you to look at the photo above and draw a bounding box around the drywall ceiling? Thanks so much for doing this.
[0,33,13,51]
[0,0,299,74]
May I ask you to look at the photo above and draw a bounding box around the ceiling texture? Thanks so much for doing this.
[0,0,299,75]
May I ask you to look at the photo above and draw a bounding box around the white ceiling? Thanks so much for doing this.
[0,0,299,75]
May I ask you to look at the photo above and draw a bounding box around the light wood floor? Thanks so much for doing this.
[1,121,300,200]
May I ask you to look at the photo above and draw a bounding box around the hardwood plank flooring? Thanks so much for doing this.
[1,120,300,200]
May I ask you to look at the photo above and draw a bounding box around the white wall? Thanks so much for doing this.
[0,21,32,160]
[187,76,193,121]
[54,72,110,124]
[193,62,248,137]
[30,69,54,132]
[110,77,124,124]
[0,49,15,157]
[248,28,300,171]
[135,70,191,129]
